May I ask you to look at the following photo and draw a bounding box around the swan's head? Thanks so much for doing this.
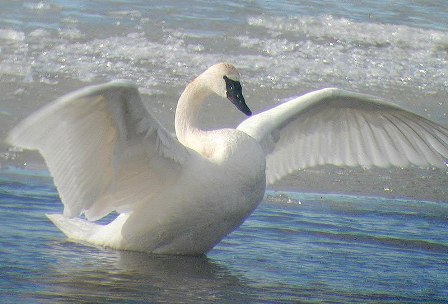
[203,63,252,116]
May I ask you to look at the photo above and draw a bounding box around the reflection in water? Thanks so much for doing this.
[39,242,255,303]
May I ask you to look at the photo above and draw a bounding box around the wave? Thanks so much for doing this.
[302,230,448,254]
[261,191,448,254]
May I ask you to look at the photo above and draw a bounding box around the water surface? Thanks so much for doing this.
[1,170,447,303]
[0,1,447,302]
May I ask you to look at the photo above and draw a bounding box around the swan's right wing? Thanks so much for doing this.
[7,81,190,221]
[238,88,448,185]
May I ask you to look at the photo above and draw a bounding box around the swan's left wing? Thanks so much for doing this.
[237,88,448,185]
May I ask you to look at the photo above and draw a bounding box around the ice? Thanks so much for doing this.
[0,29,25,42]
[58,28,84,40]
[23,1,53,10]
[0,6,446,125]
[236,14,448,95]
[0,11,446,98]
[29,29,51,38]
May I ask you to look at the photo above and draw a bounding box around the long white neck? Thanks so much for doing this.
[175,76,212,152]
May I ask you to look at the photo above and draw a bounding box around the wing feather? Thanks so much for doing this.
[238,88,448,185]
[7,81,189,220]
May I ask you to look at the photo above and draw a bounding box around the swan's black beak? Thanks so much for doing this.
[224,76,252,116]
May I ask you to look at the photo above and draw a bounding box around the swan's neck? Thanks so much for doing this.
[175,77,212,153]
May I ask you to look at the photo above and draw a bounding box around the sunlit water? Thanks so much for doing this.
[1,0,448,302]
[1,169,447,303]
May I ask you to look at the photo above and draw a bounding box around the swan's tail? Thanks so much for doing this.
[46,214,101,243]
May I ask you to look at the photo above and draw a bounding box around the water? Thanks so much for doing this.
[1,0,448,302]
[1,169,447,303]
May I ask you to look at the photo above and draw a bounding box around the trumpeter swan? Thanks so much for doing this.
[7,63,448,255]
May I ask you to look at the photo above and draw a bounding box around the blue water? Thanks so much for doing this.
[1,0,448,303]
[1,169,447,303]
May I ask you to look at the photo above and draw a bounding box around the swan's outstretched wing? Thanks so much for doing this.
[238,88,448,185]
[7,81,190,220]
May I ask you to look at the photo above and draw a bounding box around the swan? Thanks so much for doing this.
[7,63,448,255]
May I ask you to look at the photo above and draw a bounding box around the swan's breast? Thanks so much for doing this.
[207,129,267,209]
[208,129,266,174]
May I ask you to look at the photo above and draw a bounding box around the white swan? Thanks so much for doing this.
[7,63,448,255]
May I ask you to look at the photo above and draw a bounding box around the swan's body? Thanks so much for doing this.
[48,128,265,255]
[7,63,448,255]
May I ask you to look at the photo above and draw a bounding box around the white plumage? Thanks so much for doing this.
[7,63,448,255]
[238,88,448,184]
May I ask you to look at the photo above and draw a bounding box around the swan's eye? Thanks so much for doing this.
[223,75,237,94]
